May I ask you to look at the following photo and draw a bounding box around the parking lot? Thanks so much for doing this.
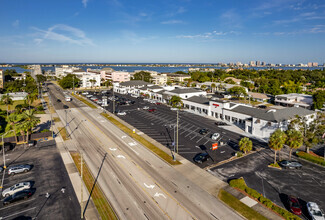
[81,90,268,168]
[210,148,325,220]
[0,140,80,220]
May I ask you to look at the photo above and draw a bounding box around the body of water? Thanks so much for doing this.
[1,65,323,74]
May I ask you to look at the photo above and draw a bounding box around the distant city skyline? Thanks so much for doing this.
[0,0,324,63]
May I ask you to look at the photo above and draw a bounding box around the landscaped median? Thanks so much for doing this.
[218,189,268,220]
[229,178,301,220]
[296,151,325,166]
[57,127,70,141]
[100,112,181,166]
[70,152,118,220]
[71,93,97,109]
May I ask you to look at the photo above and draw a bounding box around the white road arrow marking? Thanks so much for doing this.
[109,148,117,151]
[144,183,155,189]
[117,155,125,159]
[121,136,127,139]
[154,192,166,199]
[129,142,137,146]
[195,145,200,149]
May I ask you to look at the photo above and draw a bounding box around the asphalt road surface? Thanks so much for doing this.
[47,83,243,220]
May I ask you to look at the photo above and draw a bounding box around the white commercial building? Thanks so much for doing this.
[55,65,80,78]
[80,72,101,88]
[275,93,313,109]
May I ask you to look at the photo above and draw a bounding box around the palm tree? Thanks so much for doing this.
[21,109,40,141]
[0,93,13,120]
[285,129,303,160]
[25,92,38,110]
[7,114,22,143]
[211,83,216,93]
[170,95,182,108]
[239,137,253,154]
[89,79,96,88]
[269,129,287,164]
[201,85,207,91]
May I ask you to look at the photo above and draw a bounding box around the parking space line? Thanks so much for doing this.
[190,134,198,140]
[180,125,196,135]
[185,129,197,137]
[0,198,36,211]
[1,206,37,219]
[204,140,210,145]
[196,133,210,143]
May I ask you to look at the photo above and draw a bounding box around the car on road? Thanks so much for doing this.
[199,129,209,135]
[3,189,33,206]
[279,160,302,169]
[148,108,156,112]
[211,133,220,140]
[2,182,31,198]
[117,111,126,116]
[193,152,209,163]
[57,99,61,102]
[288,196,302,215]
[143,106,149,110]
[307,202,325,220]
[8,164,32,176]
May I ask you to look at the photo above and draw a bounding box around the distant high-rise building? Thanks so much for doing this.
[236,62,242,66]
[261,61,265,66]
[307,62,313,67]
[256,61,261,66]
[312,62,318,67]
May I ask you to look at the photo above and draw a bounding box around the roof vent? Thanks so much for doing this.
[267,109,276,113]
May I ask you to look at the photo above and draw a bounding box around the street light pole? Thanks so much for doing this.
[176,110,179,154]
[80,152,84,220]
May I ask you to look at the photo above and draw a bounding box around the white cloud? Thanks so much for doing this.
[82,0,88,8]
[161,20,184,24]
[12,20,19,28]
[176,30,239,39]
[33,24,94,46]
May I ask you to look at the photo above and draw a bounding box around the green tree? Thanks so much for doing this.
[25,92,38,110]
[313,90,325,110]
[224,78,236,84]
[0,93,13,120]
[285,129,303,160]
[200,85,207,91]
[170,95,182,108]
[58,74,80,89]
[89,79,96,88]
[132,71,152,82]
[36,74,47,84]
[268,129,287,164]
[228,86,247,98]
[211,83,216,93]
[240,81,254,91]
[7,114,22,143]
[239,137,253,154]
[20,109,40,141]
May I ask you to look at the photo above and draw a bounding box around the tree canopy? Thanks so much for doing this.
[313,90,325,110]
[58,74,80,89]
[132,71,152,82]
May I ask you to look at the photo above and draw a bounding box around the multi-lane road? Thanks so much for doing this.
[47,83,242,220]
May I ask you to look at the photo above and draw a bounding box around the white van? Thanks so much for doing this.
[65,96,72,102]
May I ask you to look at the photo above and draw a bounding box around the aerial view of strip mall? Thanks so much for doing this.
[0,0,324,220]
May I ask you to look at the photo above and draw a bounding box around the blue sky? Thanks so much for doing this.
[0,0,324,64]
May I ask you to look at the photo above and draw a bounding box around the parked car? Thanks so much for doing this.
[27,140,35,147]
[86,94,93,98]
[3,189,33,206]
[215,121,228,126]
[279,160,302,169]
[211,133,220,140]
[288,196,302,215]
[0,166,3,173]
[199,129,209,135]
[82,92,89,95]
[193,153,209,163]
[148,108,156,112]
[57,99,61,102]
[143,106,149,110]
[117,111,126,116]
[2,182,31,198]
[155,102,162,105]
[307,202,325,220]
[8,164,32,176]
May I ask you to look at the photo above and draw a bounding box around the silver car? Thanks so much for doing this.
[279,160,302,169]
[2,182,31,198]
[8,164,32,176]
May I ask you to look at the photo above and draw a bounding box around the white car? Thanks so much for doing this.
[117,111,126,116]
[211,133,220,140]
[143,98,149,101]
[86,94,93,98]
[2,182,31,198]
[307,202,325,220]
[82,92,89,95]
[143,106,149,110]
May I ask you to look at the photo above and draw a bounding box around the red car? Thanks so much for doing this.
[148,108,156,112]
[155,102,161,105]
[288,196,302,215]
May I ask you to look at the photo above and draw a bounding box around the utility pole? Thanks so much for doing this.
[80,152,84,220]
[176,110,179,154]
[113,87,115,114]
[73,75,75,94]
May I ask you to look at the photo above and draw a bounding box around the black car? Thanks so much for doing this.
[193,153,209,163]
[215,121,228,126]
[199,129,208,135]
[3,189,33,206]
[278,160,302,169]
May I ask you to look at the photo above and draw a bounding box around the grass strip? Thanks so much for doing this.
[101,112,181,165]
[296,151,325,166]
[71,93,97,109]
[218,189,268,220]
[57,126,70,141]
[70,152,118,220]
[53,117,61,122]
[43,96,56,114]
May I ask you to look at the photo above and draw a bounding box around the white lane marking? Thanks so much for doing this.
[0,207,37,219]
[129,146,139,155]
[220,151,225,153]
[195,146,200,149]
[144,183,155,189]
[100,120,106,123]
[121,136,127,139]
[109,148,117,151]
[0,198,36,211]
[128,142,137,146]
[117,155,126,159]
[154,192,166,199]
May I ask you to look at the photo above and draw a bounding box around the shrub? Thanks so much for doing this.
[41,129,50,133]
[236,151,243,157]
[245,188,261,199]
[229,178,246,190]
[37,106,44,111]
[296,151,325,166]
